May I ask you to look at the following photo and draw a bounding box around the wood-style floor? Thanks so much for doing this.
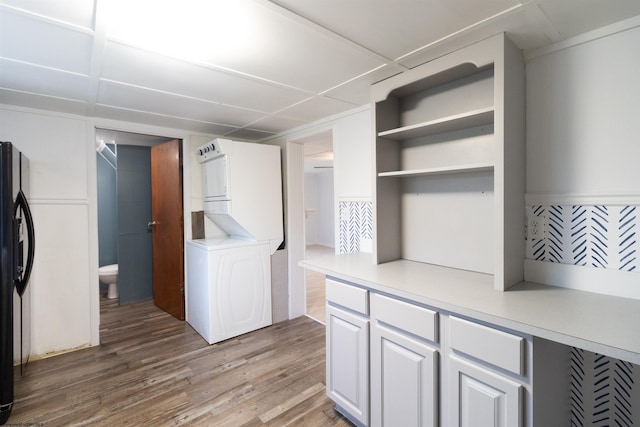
[305,245,333,324]
[7,295,351,426]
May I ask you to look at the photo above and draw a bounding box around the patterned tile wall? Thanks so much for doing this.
[526,205,639,272]
[570,349,639,426]
[337,201,372,254]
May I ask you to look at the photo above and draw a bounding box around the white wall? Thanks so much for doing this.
[266,105,371,319]
[304,171,335,247]
[1,108,94,357]
[526,23,640,198]
[524,20,640,296]
[0,104,204,359]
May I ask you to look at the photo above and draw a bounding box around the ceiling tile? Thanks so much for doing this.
[94,104,240,136]
[0,6,93,74]
[0,58,89,100]
[0,88,87,116]
[244,114,310,134]
[322,64,405,105]
[104,0,386,93]
[278,96,359,122]
[97,80,267,126]
[223,3,385,92]
[0,0,95,30]
[101,41,312,113]
[538,0,640,40]
[269,0,521,60]
[224,127,277,141]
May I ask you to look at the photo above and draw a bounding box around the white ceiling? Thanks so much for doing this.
[2,0,640,144]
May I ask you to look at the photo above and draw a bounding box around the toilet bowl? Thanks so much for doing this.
[98,264,119,299]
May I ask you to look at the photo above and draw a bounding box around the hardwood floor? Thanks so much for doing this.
[8,296,351,426]
[305,245,333,324]
[306,269,326,324]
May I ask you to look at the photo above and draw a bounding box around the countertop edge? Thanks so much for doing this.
[300,253,640,365]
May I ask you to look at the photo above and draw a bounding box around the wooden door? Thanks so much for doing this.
[150,139,184,319]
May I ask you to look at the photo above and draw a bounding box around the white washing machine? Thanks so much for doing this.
[186,238,272,344]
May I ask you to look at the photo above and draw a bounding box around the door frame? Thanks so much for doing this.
[286,127,335,319]
[91,125,191,345]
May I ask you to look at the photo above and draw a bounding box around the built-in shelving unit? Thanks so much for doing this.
[377,107,494,141]
[372,34,525,291]
[377,163,494,178]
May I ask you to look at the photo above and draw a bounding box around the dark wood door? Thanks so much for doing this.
[150,139,184,320]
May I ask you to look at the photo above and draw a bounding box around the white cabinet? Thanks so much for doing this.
[370,293,439,427]
[446,316,527,427]
[322,278,568,426]
[449,356,523,427]
[326,279,370,426]
[372,33,525,291]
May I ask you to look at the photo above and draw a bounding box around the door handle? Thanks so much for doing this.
[148,221,158,228]
[14,190,34,297]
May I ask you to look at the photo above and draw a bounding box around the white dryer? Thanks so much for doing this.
[187,139,283,344]
[186,238,271,344]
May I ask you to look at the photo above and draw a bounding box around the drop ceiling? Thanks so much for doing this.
[1,0,639,142]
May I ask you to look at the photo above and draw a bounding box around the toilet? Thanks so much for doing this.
[98,264,119,299]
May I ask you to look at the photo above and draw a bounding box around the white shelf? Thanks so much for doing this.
[378,163,494,178]
[378,107,494,141]
[373,34,525,291]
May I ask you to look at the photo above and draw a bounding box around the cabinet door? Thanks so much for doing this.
[450,356,522,427]
[371,323,438,427]
[326,304,369,426]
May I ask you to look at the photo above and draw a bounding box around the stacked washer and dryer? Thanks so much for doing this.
[186,138,283,344]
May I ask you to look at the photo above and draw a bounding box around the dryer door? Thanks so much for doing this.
[212,243,272,342]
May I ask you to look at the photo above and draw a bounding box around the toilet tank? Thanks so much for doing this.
[196,139,283,254]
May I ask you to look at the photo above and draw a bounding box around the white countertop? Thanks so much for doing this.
[300,252,640,365]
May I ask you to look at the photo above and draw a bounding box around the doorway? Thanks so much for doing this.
[95,128,185,319]
[300,130,334,324]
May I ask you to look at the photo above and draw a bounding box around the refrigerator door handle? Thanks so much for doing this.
[14,190,34,297]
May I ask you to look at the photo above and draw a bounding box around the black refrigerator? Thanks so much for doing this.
[0,142,35,425]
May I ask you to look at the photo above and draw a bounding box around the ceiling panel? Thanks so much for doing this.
[94,104,240,136]
[0,0,95,30]
[224,127,277,141]
[268,0,521,60]
[0,6,93,74]
[278,96,359,122]
[322,64,406,106]
[97,80,268,127]
[242,114,309,134]
[101,41,311,113]
[0,58,89,100]
[1,0,639,142]
[0,88,88,116]
[103,0,386,93]
[538,0,640,39]
[192,2,386,92]
[395,3,560,69]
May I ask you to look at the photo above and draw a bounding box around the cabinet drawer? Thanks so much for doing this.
[449,316,525,376]
[372,293,438,342]
[326,278,368,315]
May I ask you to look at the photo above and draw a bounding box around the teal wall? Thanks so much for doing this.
[117,145,153,304]
[97,144,153,304]
[97,145,117,267]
